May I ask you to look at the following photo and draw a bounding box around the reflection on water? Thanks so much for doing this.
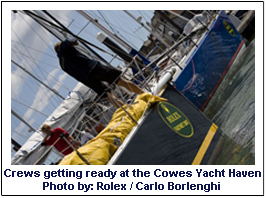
[204,40,255,165]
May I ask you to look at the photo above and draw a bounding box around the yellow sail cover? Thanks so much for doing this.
[59,93,167,165]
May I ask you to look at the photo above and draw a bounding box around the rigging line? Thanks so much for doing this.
[86,10,100,20]
[11,71,49,106]
[83,38,124,60]
[27,12,62,54]
[76,21,91,36]
[11,64,61,111]
[11,118,22,130]
[51,11,96,35]
[23,11,130,63]
[13,29,117,63]
[11,40,58,59]
[106,30,137,51]
[11,53,59,110]
[11,60,64,109]
[73,32,126,61]
[36,70,71,92]
[21,10,112,62]
[11,130,30,140]
[98,11,116,35]
[11,28,42,78]
[119,11,148,43]
[11,98,50,117]
[110,23,146,41]
[11,29,62,105]
[139,10,153,23]
[30,13,63,53]
[41,10,112,67]
[137,10,148,23]
[11,48,60,69]
[45,10,76,28]
[13,55,71,91]
[68,15,128,62]
[115,30,139,50]
[11,61,53,101]
[17,15,64,102]
[11,48,63,93]
[40,12,128,67]
[98,16,145,47]
[88,10,143,49]
[19,13,54,52]
[11,108,41,129]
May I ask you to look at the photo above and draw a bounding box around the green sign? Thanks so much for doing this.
[157,101,194,138]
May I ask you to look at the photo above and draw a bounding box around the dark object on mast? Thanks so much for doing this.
[97,32,132,63]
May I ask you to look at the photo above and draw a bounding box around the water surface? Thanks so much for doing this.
[204,40,255,165]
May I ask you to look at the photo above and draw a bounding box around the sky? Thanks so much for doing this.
[10,9,154,157]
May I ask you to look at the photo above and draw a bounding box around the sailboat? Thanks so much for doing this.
[11,10,246,165]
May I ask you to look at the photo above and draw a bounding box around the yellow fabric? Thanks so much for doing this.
[59,93,167,165]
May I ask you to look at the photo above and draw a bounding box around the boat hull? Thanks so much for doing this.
[111,84,223,165]
[174,11,244,110]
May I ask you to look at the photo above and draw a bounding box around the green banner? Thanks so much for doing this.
[157,101,194,138]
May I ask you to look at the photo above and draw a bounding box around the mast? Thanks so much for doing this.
[11,60,65,100]
[123,10,171,48]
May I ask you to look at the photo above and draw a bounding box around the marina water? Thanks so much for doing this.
[204,39,255,165]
